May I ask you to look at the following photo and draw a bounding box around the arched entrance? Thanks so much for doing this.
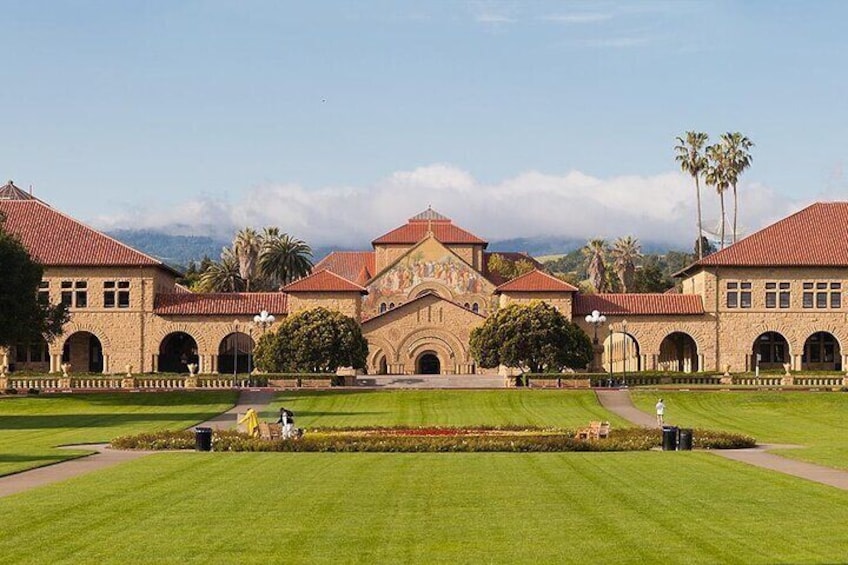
[376,354,388,375]
[602,333,641,373]
[802,332,842,371]
[218,332,255,375]
[417,352,441,375]
[658,332,699,372]
[62,332,104,373]
[158,332,199,373]
[753,332,789,369]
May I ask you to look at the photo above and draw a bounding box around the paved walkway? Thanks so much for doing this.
[355,375,506,388]
[596,388,848,491]
[0,389,275,498]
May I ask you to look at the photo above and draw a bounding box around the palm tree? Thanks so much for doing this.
[706,144,731,249]
[198,247,245,292]
[674,131,709,259]
[719,132,754,244]
[234,228,262,291]
[582,239,609,293]
[611,236,642,293]
[259,231,313,288]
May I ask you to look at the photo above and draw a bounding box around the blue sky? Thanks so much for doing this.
[2,1,847,248]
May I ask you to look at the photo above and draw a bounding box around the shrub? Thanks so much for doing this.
[4,388,18,395]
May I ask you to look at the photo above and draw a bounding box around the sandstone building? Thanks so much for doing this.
[1,181,845,376]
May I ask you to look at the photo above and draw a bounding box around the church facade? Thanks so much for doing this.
[1,180,846,377]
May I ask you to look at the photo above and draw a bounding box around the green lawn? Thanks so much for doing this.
[0,451,845,564]
[264,389,629,429]
[0,392,237,476]
[631,391,848,469]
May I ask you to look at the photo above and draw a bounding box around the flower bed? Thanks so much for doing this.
[112,427,755,453]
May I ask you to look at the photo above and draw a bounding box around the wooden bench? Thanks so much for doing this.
[258,422,283,441]
[576,421,611,440]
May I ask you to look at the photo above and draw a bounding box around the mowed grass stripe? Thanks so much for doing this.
[264,390,627,429]
[0,452,846,564]
[631,391,848,469]
[0,392,237,475]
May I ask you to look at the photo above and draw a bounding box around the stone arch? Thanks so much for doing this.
[60,330,106,373]
[752,331,791,369]
[657,331,700,372]
[416,351,442,374]
[745,322,798,357]
[399,327,468,366]
[640,323,709,356]
[218,332,255,374]
[407,282,454,301]
[53,323,112,354]
[151,324,209,354]
[602,330,642,373]
[801,330,843,371]
[366,335,399,365]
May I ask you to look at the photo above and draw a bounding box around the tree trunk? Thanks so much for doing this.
[719,191,727,249]
[695,176,704,259]
[732,182,738,244]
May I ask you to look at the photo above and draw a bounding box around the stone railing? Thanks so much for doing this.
[3,376,241,391]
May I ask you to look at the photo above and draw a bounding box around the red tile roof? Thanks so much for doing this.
[372,211,487,246]
[680,202,848,274]
[494,269,578,293]
[313,251,376,283]
[362,290,485,323]
[574,294,704,316]
[281,269,368,293]
[154,292,288,316]
[0,180,38,201]
[0,199,178,274]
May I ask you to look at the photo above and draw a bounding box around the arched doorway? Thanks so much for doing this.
[658,332,699,372]
[377,354,388,375]
[417,352,441,375]
[802,332,842,371]
[753,332,789,369]
[602,333,641,373]
[62,332,104,373]
[218,332,255,375]
[158,332,199,373]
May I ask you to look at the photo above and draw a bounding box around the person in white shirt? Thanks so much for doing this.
[655,399,665,426]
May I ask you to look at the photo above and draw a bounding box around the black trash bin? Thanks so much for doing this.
[662,426,678,451]
[678,428,693,451]
[195,427,213,452]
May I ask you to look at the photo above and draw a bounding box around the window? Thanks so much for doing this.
[75,281,87,308]
[779,282,791,309]
[38,281,49,304]
[464,303,470,309]
[472,303,479,313]
[765,282,776,309]
[379,303,387,314]
[104,280,130,308]
[740,282,752,309]
[389,302,395,310]
[726,282,739,308]
[803,282,814,308]
[61,280,72,307]
[831,283,842,308]
[816,282,828,309]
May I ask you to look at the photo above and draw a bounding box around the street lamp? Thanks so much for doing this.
[233,319,239,386]
[584,310,607,375]
[621,319,629,383]
[252,310,275,384]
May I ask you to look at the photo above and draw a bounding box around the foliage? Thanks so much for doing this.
[198,227,313,292]
[718,132,754,245]
[470,301,593,373]
[254,307,367,373]
[112,426,754,452]
[675,131,710,259]
[630,264,675,293]
[611,236,642,292]
[581,238,609,292]
[0,212,69,348]
[486,253,536,281]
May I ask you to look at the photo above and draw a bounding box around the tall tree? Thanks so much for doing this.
[674,131,710,259]
[259,231,313,288]
[582,239,609,293]
[198,247,244,292]
[611,236,642,293]
[0,212,68,348]
[234,228,262,291]
[719,132,754,244]
[706,143,731,249]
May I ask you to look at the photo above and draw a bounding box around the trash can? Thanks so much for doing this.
[678,428,693,451]
[195,427,212,452]
[662,426,678,451]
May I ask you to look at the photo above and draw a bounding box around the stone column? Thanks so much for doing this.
[792,354,802,372]
[102,354,110,374]
[698,354,705,373]
[152,353,159,373]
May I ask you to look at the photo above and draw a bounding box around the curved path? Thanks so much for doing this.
[596,389,848,491]
[0,389,275,499]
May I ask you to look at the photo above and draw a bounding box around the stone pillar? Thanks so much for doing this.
[210,354,218,374]
[698,354,705,373]
[50,353,62,374]
[103,354,110,374]
[152,353,159,373]
[791,354,802,372]
[591,344,604,373]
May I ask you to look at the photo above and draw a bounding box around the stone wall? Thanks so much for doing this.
[498,292,574,319]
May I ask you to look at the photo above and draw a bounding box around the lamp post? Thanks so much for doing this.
[253,310,276,383]
[621,319,629,384]
[233,319,239,387]
[584,309,607,374]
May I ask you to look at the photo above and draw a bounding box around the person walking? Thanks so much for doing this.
[278,407,295,439]
[655,398,666,426]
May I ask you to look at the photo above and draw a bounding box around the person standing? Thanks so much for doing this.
[655,398,666,426]
[278,407,295,439]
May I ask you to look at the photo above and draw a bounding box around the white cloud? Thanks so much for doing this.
[92,164,803,251]
[543,12,614,24]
